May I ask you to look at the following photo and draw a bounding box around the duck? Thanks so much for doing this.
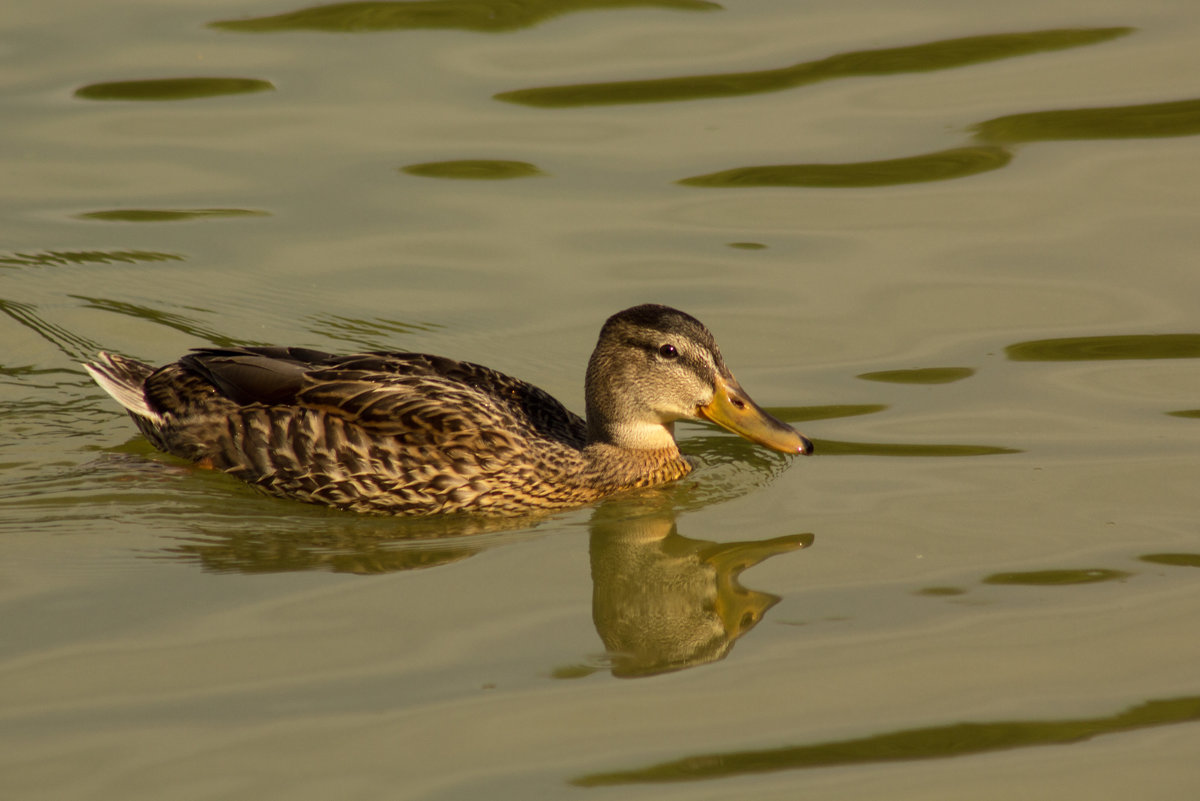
[83,304,812,516]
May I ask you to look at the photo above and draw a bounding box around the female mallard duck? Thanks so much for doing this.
[84,304,811,516]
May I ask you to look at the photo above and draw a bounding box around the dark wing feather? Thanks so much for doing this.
[366,353,587,447]
[179,346,338,406]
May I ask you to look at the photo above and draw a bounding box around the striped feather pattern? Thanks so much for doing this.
[85,346,693,516]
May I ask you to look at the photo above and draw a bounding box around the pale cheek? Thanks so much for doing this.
[656,404,696,424]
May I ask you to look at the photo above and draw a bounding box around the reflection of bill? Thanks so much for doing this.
[590,506,812,678]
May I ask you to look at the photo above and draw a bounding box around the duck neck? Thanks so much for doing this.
[586,417,681,452]
[585,350,683,452]
[581,441,695,494]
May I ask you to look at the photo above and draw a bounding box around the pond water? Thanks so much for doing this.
[4,0,1200,798]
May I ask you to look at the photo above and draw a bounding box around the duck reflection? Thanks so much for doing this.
[589,503,812,678]
[162,492,811,677]
[161,510,525,574]
[167,526,486,574]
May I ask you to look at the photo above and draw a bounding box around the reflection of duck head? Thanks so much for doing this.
[589,505,812,678]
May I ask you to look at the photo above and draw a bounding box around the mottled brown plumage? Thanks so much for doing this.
[84,305,811,516]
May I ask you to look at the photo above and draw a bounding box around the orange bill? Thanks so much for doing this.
[697,374,813,455]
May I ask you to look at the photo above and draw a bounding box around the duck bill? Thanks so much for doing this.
[697,375,813,455]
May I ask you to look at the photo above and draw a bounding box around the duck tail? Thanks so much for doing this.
[83,352,164,426]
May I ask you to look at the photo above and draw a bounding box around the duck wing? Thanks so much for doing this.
[91,347,595,514]
[171,347,588,449]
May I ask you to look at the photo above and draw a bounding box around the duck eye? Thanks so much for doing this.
[658,344,678,359]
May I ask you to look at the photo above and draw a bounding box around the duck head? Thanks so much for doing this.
[584,304,813,455]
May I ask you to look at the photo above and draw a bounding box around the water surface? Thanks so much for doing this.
[4,1,1200,799]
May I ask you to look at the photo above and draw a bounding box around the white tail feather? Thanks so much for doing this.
[83,352,164,425]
